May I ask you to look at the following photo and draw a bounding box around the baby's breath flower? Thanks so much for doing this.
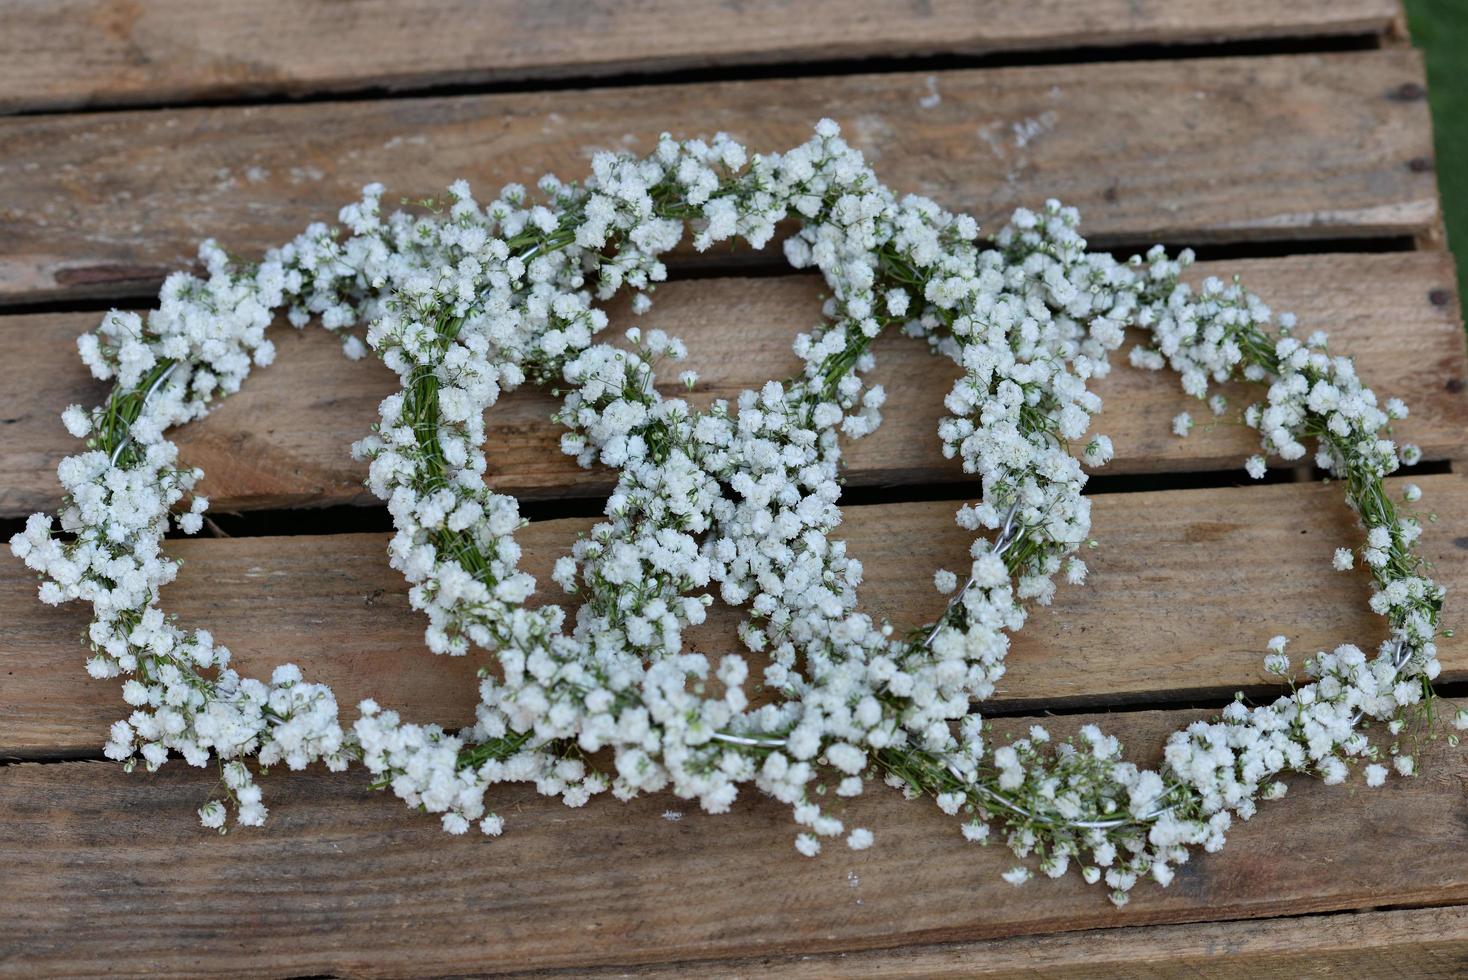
[17,122,1447,907]
[198,800,227,830]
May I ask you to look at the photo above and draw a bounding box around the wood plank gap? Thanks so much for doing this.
[16,672,1468,766]
[134,459,1451,542]
[0,749,106,767]
[0,236,1426,318]
[2,460,1453,547]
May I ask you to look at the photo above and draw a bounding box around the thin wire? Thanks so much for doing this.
[708,732,789,749]
[926,502,1021,647]
[107,362,179,466]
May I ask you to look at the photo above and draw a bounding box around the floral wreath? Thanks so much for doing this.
[11,121,1451,905]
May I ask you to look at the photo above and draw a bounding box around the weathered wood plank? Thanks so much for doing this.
[0,50,1437,303]
[0,0,1400,115]
[3,706,1466,977]
[4,474,1463,755]
[2,252,1462,519]
[555,906,1468,978]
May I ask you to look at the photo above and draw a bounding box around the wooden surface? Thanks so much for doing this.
[6,474,1465,756]
[3,252,1462,517]
[6,720,1468,977]
[0,49,1437,303]
[1,2,1466,977]
[0,0,1399,114]
[568,907,1468,978]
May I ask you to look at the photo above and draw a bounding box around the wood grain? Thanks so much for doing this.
[3,252,1463,519]
[2,4,1459,973]
[0,50,1437,303]
[5,474,1464,756]
[555,906,1468,978]
[0,0,1399,114]
[3,705,1467,977]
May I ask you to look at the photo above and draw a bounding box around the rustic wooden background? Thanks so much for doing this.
[2,2,1466,976]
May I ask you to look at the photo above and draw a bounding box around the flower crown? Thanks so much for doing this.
[11,121,1448,905]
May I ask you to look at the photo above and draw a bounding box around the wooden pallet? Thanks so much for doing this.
[2,2,1466,976]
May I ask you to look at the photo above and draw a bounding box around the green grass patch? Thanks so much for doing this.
[1406,0,1468,305]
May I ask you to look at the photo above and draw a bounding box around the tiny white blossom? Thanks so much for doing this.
[61,405,92,438]
[1002,866,1032,885]
[17,123,1447,903]
[198,800,227,829]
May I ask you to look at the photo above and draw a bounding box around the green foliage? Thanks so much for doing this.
[1406,0,1468,305]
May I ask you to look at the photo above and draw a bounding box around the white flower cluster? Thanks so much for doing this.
[10,242,356,825]
[1131,257,1442,665]
[12,122,1447,903]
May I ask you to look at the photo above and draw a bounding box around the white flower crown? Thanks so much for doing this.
[11,121,1449,905]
